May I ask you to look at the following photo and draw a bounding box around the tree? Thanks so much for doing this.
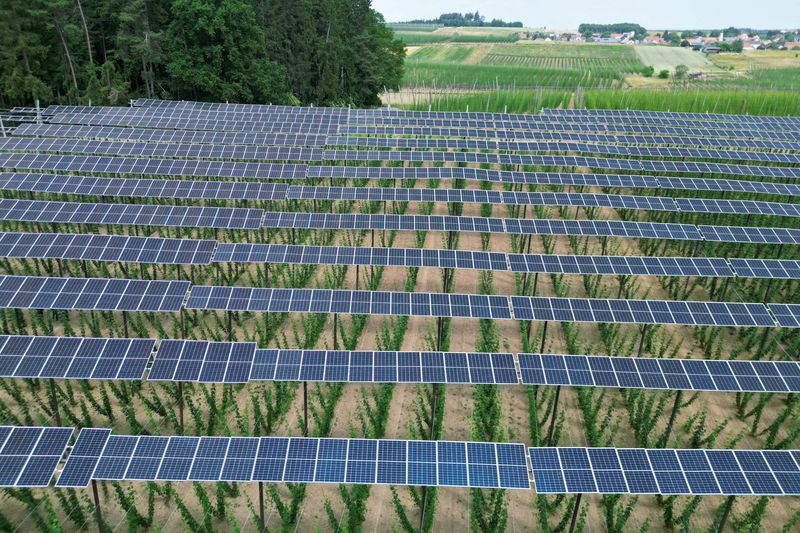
[731,39,744,52]
[680,39,690,47]
[641,65,654,77]
[673,64,689,79]
[163,0,290,103]
[658,69,670,79]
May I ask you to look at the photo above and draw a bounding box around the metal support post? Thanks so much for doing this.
[259,482,266,532]
[49,378,61,426]
[92,480,106,533]
[637,324,649,357]
[539,321,548,353]
[716,495,736,533]
[303,381,309,436]
[662,390,683,447]
[546,385,561,446]
[568,494,583,533]
[178,381,184,435]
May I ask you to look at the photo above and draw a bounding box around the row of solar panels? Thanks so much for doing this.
[4,233,798,281]
[3,147,797,179]
[11,126,800,163]
[6,167,800,201]
[2,200,800,244]
[2,424,798,496]
[4,172,800,218]
[45,103,800,133]
[15,122,800,152]
[2,334,797,395]
[132,98,800,127]
[320,150,800,179]
[0,274,798,327]
[44,110,800,142]
[325,137,800,163]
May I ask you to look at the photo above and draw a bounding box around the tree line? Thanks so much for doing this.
[578,23,647,40]
[406,12,523,28]
[0,0,405,108]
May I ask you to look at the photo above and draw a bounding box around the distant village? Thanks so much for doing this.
[519,28,800,52]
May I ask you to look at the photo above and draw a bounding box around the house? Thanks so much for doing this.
[702,45,721,54]
[782,41,800,49]
[642,35,667,45]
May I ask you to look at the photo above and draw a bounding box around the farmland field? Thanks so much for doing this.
[634,45,721,72]
[405,42,644,89]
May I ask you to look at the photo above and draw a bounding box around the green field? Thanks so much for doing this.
[634,45,720,72]
[405,42,643,89]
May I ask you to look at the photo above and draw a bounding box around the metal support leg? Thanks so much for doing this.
[716,495,736,533]
[662,389,683,447]
[568,493,583,533]
[122,311,128,338]
[92,480,106,533]
[49,378,61,427]
[228,311,233,342]
[303,381,309,437]
[546,385,561,446]
[178,381,184,435]
[356,264,360,291]
[637,324,649,357]
[259,481,266,533]
[333,314,338,350]
[539,321,548,354]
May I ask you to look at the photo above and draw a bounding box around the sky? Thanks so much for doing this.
[372,0,800,30]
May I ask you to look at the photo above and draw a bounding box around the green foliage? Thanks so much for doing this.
[642,65,655,77]
[0,0,404,107]
[658,69,670,78]
[673,64,689,79]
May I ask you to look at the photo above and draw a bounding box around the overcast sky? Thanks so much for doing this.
[372,0,799,30]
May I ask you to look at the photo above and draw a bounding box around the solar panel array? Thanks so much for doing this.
[0,153,307,179]
[251,350,518,384]
[0,426,74,487]
[148,340,256,383]
[529,447,800,495]
[57,428,530,489]
[0,232,215,264]
[518,354,800,393]
[0,335,155,380]
[0,137,322,162]
[0,199,264,229]
[0,275,189,312]
[0,173,289,201]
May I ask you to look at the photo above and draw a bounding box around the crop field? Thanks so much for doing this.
[0,98,799,533]
[405,42,642,89]
[634,46,721,72]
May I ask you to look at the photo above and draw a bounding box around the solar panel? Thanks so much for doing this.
[678,198,800,218]
[286,186,679,213]
[0,232,216,265]
[149,340,256,383]
[185,287,512,319]
[0,153,307,180]
[212,243,508,271]
[59,431,530,489]
[338,122,800,142]
[510,296,776,327]
[699,225,800,245]
[529,447,800,495]
[768,304,800,328]
[306,166,800,198]
[0,275,189,312]
[0,199,265,230]
[55,428,112,487]
[507,254,734,277]
[518,354,800,393]
[730,259,800,280]
[0,426,74,487]
[0,172,289,201]
[12,123,328,147]
[0,335,155,380]
[261,213,702,241]
[327,133,800,152]
[48,112,340,135]
[321,150,800,179]
[0,137,323,162]
[541,108,800,126]
[250,350,518,384]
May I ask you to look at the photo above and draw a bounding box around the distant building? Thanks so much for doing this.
[642,35,667,45]
[702,45,721,54]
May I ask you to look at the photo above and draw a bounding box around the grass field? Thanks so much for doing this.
[405,42,643,89]
[634,45,721,72]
